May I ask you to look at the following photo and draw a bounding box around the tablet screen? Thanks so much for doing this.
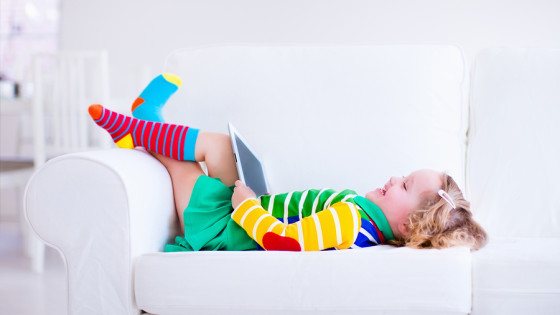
[230,127,269,196]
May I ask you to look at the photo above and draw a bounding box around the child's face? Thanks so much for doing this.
[365,169,443,238]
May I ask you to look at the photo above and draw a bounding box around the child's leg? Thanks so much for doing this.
[90,105,199,160]
[149,152,204,233]
[194,131,238,185]
[143,132,237,234]
[89,105,238,183]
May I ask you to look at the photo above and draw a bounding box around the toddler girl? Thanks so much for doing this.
[89,74,487,251]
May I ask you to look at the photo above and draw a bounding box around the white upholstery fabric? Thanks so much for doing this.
[468,47,560,314]
[25,149,176,315]
[135,246,472,315]
[467,47,560,238]
[472,238,560,315]
[163,45,468,193]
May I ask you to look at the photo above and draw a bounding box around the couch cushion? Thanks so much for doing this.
[472,237,560,315]
[163,45,468,194]
[135,246,471,315]
[467,47,560,238]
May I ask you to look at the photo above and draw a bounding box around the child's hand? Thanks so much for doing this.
[232,180,257,209]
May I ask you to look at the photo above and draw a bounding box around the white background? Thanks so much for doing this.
[59,0,560,103]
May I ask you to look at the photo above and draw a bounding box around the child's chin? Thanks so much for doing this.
[364,192,378,203]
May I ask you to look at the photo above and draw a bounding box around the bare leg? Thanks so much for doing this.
[194,131,238,186]
[149,130,238,233]
[150,152,201,233]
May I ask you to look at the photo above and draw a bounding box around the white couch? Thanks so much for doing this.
[24,45,560,315]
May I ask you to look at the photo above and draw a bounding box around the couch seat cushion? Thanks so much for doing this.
[472,237,560,315]
[135,246,471,315]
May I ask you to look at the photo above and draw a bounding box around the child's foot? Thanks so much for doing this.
[89,104,199,161]
[131,73,182,122]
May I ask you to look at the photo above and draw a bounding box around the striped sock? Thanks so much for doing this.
[89,104,199,161]
[131,73,182,122]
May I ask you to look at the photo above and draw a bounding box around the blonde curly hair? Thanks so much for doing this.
[392,173,488,250]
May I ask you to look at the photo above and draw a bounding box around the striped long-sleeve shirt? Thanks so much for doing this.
[231,189,395,251]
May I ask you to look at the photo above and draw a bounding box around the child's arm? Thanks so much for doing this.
[232,198,362,251]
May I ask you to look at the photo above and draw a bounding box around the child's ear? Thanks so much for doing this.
[397,222,410,237]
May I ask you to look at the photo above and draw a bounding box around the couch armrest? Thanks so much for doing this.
[24,148,176,315]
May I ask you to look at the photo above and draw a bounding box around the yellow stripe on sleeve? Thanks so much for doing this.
[232,199,276,248]
[300,217,319,251]
[334,202,361,250]
[252,215,267,240]
[319,209,337,249]
[231,199,362,251]
[232,199,258,221]
[254,216,279,242]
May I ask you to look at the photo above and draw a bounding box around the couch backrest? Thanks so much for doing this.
[163,45,467,195]
[468,47,560,238]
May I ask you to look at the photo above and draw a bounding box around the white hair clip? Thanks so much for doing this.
[438,189,456,209]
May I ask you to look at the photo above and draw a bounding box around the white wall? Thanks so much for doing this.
[60,0,560,103]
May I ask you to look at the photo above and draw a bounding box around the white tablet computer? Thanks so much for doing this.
[228,122,270,196]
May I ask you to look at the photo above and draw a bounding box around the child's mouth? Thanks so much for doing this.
[377,188,387,196]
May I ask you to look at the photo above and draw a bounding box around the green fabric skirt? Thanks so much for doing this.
[164,175,258,252]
